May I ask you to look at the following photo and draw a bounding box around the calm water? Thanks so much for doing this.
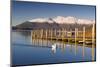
[12,31,96,66]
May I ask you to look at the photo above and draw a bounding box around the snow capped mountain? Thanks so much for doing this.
[29,18,47,22]
[28,18,54,23]
[77,19,95,24]
[28,16,95,24]
[53,16,76,24]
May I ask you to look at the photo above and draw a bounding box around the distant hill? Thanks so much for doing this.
[12,21,60,30]
[12,21,93,31]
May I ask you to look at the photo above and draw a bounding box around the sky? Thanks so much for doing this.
[12,1,96,26]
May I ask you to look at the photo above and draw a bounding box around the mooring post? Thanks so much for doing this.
[35,30,36,39]
[31,31,33,43]
[33,30,35,39]
[77,28,78,39]
[57,29,60,40]
[67,30,69,44]
[48,29,50,39]
[37,30,39,38]
[75,28,77,55]
[31,30,33,39]
[35,30,38,38]
[65,29,67,38]
[55,29,56,39]
[83,27,85,43]
[46,29,48,39]
[92,24,95,45]
[75,28,77,44]
[41,29,43,39]
[51,29,52,40]
[82,27,85,57]
[92,24,95,61]
[61,28,64,40]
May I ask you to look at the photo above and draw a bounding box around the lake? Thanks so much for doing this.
[12,31,96,66]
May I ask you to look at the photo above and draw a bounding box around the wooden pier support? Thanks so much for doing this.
[92,24,95,44]
[83,27,85,43]
[82,27,85,57]
[31,25,95,46]
[62,28,65,41]
[75,28,77,55]
[41,29,43,39]
[75,28,77,43]
[51,29,53,40]
[54,29,56,38]
[46,29,48,39]
[92,24,95,61]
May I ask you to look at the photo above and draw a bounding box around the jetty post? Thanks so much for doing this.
[83,27,85,43]
[61,28,64,41]
[31,31,34,43]
[32,30,36,39]
[54,29,57,39]
[46,29,48,39]
[57,29,61,40]
[41,29,43,39]
[92,24,95,61]
[51,29,53,40]
[92,24,95,44]
[75,28,77,55]
[75,28,77,44]
[82,26,85,57]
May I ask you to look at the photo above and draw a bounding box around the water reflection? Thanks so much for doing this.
[82,43,85,58]
[92,43,95,61]
[31,38,95,61]
[12,31,96,66]
[61,42,66,54]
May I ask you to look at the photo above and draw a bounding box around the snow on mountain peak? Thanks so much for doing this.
[28,18,54,23]
[28,16,95,24]
[52,16,76,24]
[77,19,95,24]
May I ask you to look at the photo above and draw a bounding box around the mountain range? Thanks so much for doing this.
[28,16,95,24]
[12,16,95,30]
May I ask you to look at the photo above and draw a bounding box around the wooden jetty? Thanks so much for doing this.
[31,24,96,45]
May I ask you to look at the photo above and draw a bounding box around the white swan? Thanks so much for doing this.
[51,43,57,53]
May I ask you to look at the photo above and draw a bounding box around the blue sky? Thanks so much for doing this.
[12,1,96,26]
